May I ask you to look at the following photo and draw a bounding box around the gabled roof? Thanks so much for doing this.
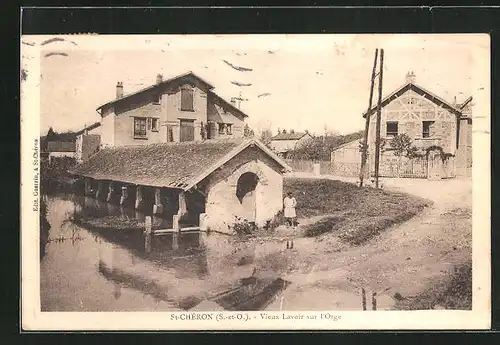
[458,96,473,109]
[96,71,215,112]
[69,138,291,191]
[208,91,248,118]
[271,132,310,141]
[363,82,464,118]
[331,138,362,152]
[75,122,101,136]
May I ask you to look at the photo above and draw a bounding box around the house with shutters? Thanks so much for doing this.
[96,71,248,148]
[70,71,293,233]
[331,71,473,179]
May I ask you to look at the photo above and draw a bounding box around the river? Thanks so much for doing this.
[40,193,290,312]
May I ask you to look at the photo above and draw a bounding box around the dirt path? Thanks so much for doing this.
[264,177,472,311]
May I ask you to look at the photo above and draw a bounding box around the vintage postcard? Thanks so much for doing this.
[21,34,491,330]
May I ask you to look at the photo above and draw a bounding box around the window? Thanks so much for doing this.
[134,118,147,138]
[225,123,232,135]
[386,121,398,137]
[422,121,434,138]
[180,86,194,111]
[218,123,225,135]
[151,118,159,132]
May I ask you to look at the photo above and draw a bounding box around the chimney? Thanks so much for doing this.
[230,97,236,106]
[116,82,124,99]
[156,74,163,84]
[290,129,294,134]
[406,71,416,84]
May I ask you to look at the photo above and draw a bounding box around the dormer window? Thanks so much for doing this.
[180,85,194,111]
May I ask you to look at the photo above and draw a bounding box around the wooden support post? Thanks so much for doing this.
[374,49,384,189]
[153,188,163,214]
[120,186,128,205]
[359,49,379,187]
[106,182,115,202]
[178,191,187,217]
[135,186,143,209]
[95,180,104,200]
[144,216,152,254]
[84,178,92,195]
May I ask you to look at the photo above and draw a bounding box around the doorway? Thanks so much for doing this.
[236,172,259,223]
[180,119,195,142]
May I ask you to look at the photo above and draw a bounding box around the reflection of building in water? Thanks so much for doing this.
[70,138,291,234]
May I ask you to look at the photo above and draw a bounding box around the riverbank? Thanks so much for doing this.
[260,177,472,311]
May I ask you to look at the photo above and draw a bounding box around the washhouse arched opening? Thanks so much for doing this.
[236,172,260,223]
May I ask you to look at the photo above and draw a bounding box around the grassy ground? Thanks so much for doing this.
[283,178,431,245]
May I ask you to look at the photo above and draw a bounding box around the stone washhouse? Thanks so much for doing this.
[69,138,292,234]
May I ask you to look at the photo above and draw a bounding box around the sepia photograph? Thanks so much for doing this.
[20,33,490,330]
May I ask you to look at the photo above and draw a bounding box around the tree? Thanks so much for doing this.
[243,123,255,137]
[389,133,419,177]
[259,129,273,148]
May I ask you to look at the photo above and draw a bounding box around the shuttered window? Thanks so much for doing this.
[180,119,195,142]
[180,86,194,111]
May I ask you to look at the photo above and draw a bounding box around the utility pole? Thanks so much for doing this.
[374,49,384,188]
[359,49,379,187]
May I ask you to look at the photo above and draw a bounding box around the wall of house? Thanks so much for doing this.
[455,117,473,178]
[164,84,208,142]
[365,89,458,178]
[203,147,284,234]
[367,89,458,157]
[331,139,362,164]
[271,136,310,153]
[81,135,101,161]
[49,151,76,163]
[207,99,245,139]
[101,109,116,148]
[76,126,102,162]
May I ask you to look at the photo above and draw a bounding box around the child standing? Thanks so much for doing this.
[283,192,297,228]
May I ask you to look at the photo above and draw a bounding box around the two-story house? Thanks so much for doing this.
[96,71,248,147]
[331,72,473,178]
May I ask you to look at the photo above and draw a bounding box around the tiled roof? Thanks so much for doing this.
[271,132,309,141]
[96,71,249,118]
[363,83,465,118]
[75,122,101,136]
[69,138,291,190]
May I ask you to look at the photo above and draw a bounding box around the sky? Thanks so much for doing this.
[24,34,488,136]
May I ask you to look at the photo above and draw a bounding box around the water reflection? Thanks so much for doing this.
[41,193,290,312]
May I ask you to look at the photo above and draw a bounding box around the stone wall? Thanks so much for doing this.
[203,147,284,234]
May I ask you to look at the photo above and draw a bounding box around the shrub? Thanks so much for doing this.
[232,216,255,236]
